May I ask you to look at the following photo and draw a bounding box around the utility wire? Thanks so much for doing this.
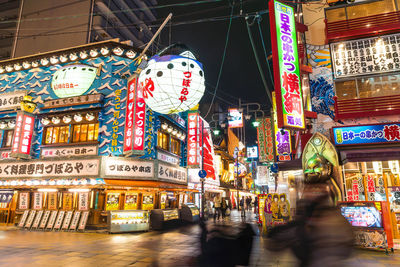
[204,1,234,119]
[256,15,274,89]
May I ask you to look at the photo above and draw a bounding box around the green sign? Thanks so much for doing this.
[270,0,305,130]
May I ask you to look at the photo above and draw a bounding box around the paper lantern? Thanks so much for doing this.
[138,50,205,114]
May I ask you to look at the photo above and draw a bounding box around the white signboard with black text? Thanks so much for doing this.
[0,91,26,111]
[158,163,187,184]
[69,211,81,231]
[0,158,100,178]
[39,210,51,229]
[331,33,400,78]
[53,210,65,230]
[46,210,58,230]
[18,210,30,227]
[41,145,97,158]
[32,210,43,229]
[25,210,36,228]
[62,211,73,230]
[157,151,180,165]
[103,158,154,179]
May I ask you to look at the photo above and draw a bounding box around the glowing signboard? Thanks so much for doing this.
[257,118,275,162]
[269,0,305,130]
[123,77,136,154]
[10,111,35,159]
[247,146,259,159]
[272,92,292,161]
[51,64,97,98]
[228,108,243,128]
[133,79,146,152]
[187,111,200,167]
[138,51,205,114]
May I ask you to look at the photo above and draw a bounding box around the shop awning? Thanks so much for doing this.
[340,147,400,163]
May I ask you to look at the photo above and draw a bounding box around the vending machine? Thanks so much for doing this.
[338,201,394,253]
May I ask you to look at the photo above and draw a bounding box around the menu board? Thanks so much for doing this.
[39,210,51,229]
[78,211,89,231]
[18,210,30,227]
[106,193,120,211]
[33,192,43,210]
[331,33,400,78]
[142,194,154,210]
[78,192,89,211]
[63,193,73,210]
[124,193,138,210]
[18,192,29,210]
[46,210,58,230]
[62,211,73,230]
[69,211,81,230]
[53,211,65,230]
[25,210,36,228]
[32,210,43,229]
[47,192,58,210]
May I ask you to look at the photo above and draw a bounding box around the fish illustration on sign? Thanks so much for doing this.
[51,64,97,98]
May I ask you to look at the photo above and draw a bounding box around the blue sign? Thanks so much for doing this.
[270,163,278,173]
[332,123,400,146]
[198,169,207,178]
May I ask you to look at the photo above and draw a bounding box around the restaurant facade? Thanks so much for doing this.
[0,40,195,231]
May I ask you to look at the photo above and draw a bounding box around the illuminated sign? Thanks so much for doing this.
[272,92,292,161]
[0,91,26,111]
[257,118,275,162]
[247,146,258,159]
[51,64,97,98]
[228,108,243,128]
[10,112,35,159]
[270,0,305,130]
[124,77,136,154]
[138,51,205,114]
[133,79,146,153]
[332,122,400,146]
[201,118,217,180]
[187,111,200,167]
[43,94,102,109]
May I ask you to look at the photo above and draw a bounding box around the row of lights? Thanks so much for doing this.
[0,120,16,129]
[41,113,95,125]
[0,179,100,187]
[0,46,145,73]
[161,122,186,141]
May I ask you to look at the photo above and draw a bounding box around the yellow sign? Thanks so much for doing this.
[48,192,58,210]
[106,193,120,211]
[160,193,167,209]
[124,193,138,210]
[142,194,154,210]
[62,193,73,210]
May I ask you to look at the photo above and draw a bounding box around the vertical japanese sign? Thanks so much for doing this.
[10,111,35,159]
[123,77,136,154]
[78,192,89,211]
[269,0,305,130]
[33,192,43,210]
[257,118,275,162]
[272,92,292,161]
[47,192,57,210]
[352,179,360,201]
[367,175,376,193]
[19,192,29,210]
[187,111,200,167]
[133,79,146,153]
[111,88,122,154]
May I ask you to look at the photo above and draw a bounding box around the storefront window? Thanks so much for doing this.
[157,131,170,151]
[44,123,98,145]
[170,137,181,155]
[1,130,14,148]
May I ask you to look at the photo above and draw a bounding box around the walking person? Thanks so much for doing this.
[246,196,252,212]
[213,195,222,222]
[221,197,228,220]
[240,196,246,218]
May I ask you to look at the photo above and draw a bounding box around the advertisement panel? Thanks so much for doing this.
[247,146,259,159]
[11,111,35,159]
[132,79,146,153]
[272,92,292,161]
[187,111,200,167]
[269,0,305,130]
[257,118,275,162]
[123,77,137,154]
[228,108,243,128]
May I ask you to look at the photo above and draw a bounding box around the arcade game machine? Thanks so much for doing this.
[339,201,394,253]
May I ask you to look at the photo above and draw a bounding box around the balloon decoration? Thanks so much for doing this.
[138,48,205,114]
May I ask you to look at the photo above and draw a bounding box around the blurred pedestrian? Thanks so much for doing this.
[246,196,252,211]
[213,195,222,222]
[239,196,246,217]
[221,197,228,220]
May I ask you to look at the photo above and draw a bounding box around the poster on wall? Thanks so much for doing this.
[106,193,120,211]
[63,193,73,210]
[47,192,57,210]
[33,192,43,210]
[78,192,89,211]
[19,192,31,210]
[0,190,14,208]
[142,194,154,210]
[124,193,138,210]
[269,0,305,130]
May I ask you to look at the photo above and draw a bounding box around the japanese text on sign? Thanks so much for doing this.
[41,145,97,158]
[179,71,192,103]
[0,91,25,111]
[111,88,122,154]
[0,159,99,178]
[271,0,305,129]
[11,112,35,158]
[272,92,292,161]
[187,112,199,166]
[104,158,154,178]
[333,123,400,146]
[158,163,187,184]
[43,94,102,109]
[331,33,400,78]
[124,78,136,153]
[257,118,275,162]
[133,80,146,151]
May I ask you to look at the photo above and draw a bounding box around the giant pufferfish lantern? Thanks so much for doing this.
[138,50,205,114]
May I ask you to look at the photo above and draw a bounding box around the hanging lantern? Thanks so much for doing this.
[138,45,205,114]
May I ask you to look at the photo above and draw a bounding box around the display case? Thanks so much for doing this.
[150,209,180,230]
[107,210,149,233]
[338,201,394,253]
[180,203,200,223]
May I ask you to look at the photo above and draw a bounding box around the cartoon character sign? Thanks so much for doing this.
[279,193,290,222]
[271,193,280,221]
[138,45,205,114]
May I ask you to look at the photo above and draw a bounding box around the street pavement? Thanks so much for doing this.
[0,210,398,267]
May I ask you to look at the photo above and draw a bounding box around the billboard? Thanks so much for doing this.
[269,0,305,130]
[247,146,259,159]
[10,111,35,159]
[228,108,243,128]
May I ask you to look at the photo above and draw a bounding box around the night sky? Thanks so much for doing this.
[156,0,272,144]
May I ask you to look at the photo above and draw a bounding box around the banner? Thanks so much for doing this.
[11,111,35,159]
[33,192,43,210]
[257,118,275,162]
[18,192,29,210]
[187,111,200,167]
[78,192,89,211]
[272,92,292,161]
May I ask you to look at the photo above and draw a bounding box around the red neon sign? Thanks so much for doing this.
[133,81,146,151]
[187,111,199,166]
[11,112,34,159]
[123,77,136,154]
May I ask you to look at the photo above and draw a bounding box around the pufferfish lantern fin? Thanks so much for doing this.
[180,51,196,60]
